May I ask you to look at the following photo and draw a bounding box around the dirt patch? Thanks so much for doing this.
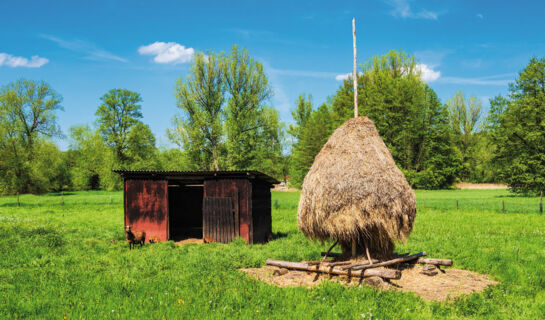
[241,264,497,302]
[456,183,507,189]
[175,238,204,246]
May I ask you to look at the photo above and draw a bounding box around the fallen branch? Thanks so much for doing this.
[347,252,427,271]
[266,259,401,279]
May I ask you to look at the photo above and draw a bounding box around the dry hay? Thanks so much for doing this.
[241,264,497,302]
[297,117,416,257]
[175,238,204,246]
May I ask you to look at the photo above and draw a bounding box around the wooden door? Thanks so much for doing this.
[202,197,237,243]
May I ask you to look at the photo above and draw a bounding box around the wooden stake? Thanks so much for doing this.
[351,239,357,258]
[266,259,401,279]
[456,200,459,210]
[17,192,20,208]
[502,200,505,213]
[61,191,64,205]
[363,239,372,265]
[322,240,339,262]
[352,17,358,118]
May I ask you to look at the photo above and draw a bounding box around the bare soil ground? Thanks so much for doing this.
[242,264,497,302]
[456,183,508,189]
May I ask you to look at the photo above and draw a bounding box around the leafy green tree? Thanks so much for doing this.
[329,50,460,189]
[170,52,225,170]
[157,148,190,171]
[170,46,285,178]
[446,90,483,180]
[287,94,313,140]
[0,79,64,193]
[223,46,273,171]
[67,125,112,190]
[95,89,144,163]
[487,57,545,193]
[290,104,334,187]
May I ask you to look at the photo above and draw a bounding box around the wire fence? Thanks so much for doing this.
[418,197,544,214]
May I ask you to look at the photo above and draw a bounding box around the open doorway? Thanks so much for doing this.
[168,184,204,241]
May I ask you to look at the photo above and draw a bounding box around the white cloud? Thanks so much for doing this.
[41,34,127,62]
[417,63,441,82]
[335,73,352,81]
[138,42,195,64]
[385,0,440,20]
[0,53,49,68]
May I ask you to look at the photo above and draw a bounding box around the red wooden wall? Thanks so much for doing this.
[203,179,252,243]
[124,179,168,242]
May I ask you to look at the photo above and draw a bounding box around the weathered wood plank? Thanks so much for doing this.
[233,188,239,238]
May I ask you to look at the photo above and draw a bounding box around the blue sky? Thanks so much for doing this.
[1,0,544,150]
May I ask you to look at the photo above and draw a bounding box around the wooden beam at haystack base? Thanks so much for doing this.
[347,252,427,271]
[353,17,358,118]
[266,259,401,280]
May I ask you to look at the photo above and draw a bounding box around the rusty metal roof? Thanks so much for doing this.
[112,170,280,185]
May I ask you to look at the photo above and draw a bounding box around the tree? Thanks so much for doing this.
[96,89,144,163]
[290,104,334,187]
[170,52,225,170]
[328,50,460,189]
[287,94,313,140]
[446,90,483,180]
[0,79,64,193]
[223,46,273,171]
[487,57,545,193]
[169,46,285,178]
[67,125,112,190]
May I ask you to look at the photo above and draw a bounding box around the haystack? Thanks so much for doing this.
[297,116,416,258]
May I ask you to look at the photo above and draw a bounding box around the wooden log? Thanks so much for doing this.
[415,258,452,266]
[347,252,427,271]
[266,259,401,279]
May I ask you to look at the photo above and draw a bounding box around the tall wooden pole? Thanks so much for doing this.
[351,17,358,258]
[352,17,358,118]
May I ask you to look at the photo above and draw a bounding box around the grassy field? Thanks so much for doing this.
[1,189,544,319]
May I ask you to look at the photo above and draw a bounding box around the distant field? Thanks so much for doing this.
[1,189,544,319]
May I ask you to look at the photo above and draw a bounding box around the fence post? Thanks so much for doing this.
[456,200,459,210]
[539,191,543,214]
[274,200,278,210]
[61,191,64,205]
[502,200,505,213]
[481,201,484,211]
[17,192,20,208]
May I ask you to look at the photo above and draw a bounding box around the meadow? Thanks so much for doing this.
[1,189,544,319]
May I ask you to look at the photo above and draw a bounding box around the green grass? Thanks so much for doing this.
[0,189,544,319]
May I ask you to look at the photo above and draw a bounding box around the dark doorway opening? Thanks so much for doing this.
[168,184,203,241]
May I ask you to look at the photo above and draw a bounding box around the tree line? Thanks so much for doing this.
[288,51,545,194]
[0,47,544,194]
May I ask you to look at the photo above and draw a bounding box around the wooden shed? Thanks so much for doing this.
[113,170,279,244]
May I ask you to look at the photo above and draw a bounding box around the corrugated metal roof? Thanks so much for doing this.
[112,170,280,184]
